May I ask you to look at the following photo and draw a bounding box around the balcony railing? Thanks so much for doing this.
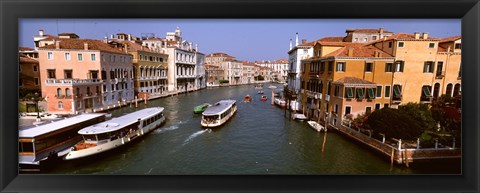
[45,79,103,85]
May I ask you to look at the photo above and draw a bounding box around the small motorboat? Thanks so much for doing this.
[260,95,268,101]
[307,121,326,132]
[194,103,212,114]
[274,98,286,108]
[292,113,308,121]
[244,95,252,102]
[257,90,264,94]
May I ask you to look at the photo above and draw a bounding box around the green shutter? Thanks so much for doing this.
[345,87,354,98]
[356,88,364,98]
[422,86,432,97]
[367,88,375,99]
[393,85,401,97]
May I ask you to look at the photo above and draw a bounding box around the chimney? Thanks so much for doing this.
[379,27,384,34]
[84,42,88,50]
[128,34,131,41]
[301,39,307,44]
[189,42,193,51]
[110,34,114,39]
[124,44,128,53]
[195,43,198,52]
[295,32,299,46]
[289,38,292,50]
[55,40,60,49]
[348,48,354,57]
[104,35,108,43]
[414,32,420,39]
[39,29,44,37]
[447,46,451,52]
[422,32,428,39]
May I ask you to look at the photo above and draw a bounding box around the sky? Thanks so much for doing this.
[19,19,460,61]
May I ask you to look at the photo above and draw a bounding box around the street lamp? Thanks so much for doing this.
[32,92,41,121]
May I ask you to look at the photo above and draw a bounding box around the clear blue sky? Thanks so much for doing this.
[19,19,460,61]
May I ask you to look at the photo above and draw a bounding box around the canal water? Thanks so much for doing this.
[43,84,459,174]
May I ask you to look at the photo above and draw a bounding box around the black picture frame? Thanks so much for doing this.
[1,0,479,192]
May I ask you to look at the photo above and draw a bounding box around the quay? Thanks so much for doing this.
[325,122,461,166]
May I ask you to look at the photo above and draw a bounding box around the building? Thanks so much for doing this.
[298,30,461,126]
[38,38,134,114]
[344,28,393,43]
[205,52,235,65]
[19,47,41,96]
[221,60,243,85]
[205,64,224,86]
[254,59,288,82]
[242,62,256,84]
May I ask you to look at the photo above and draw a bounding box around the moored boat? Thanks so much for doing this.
[194,103,211,114]
[64,107,165,160]
[201,100,237,128]
[292,113,308,121]
[274,98,286,108]
[307,121,326,132]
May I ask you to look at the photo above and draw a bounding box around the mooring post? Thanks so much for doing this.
[452,138,456,148]
[416,138,420,149]
[435,138,438,149]
[135,96,138,108]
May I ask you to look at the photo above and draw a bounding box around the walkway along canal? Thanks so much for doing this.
[41,84,460,174]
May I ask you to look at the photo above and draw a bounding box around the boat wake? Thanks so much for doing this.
[182,129,212,145]
[152,125,179,134]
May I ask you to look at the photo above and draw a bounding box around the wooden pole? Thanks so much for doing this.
[390,148,394,170]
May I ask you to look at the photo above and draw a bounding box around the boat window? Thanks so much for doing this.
[19,142,34,153]
[83,135,97,142]
[97,133,110,141]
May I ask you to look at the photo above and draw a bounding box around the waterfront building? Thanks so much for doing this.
[19,47,41,94]
[37,38,134,114]
[205,52,236,65]
[299,31,461,126]
[205,64,224,86]
[242,62,256,84]
[287,33,315,110]
[220,60,244,85]
[119,40,169,98]
[33,29,61,50]
[254,59,288,82]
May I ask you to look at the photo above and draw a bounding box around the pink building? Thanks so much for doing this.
[38,39,134,114]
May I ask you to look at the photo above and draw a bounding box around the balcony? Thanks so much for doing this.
[435,71,445,79]
[392,95,402,104]
[45,79,103,86]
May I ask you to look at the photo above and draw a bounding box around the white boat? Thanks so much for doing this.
[292,113,308,121]
[274,98,286,108]
[307,121,326,132]
[201,100,237,128]
[64,107,165,160]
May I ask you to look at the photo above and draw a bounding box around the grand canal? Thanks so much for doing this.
[42,84,458,174]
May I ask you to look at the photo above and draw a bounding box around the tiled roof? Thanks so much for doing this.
[122,41,153,52]
[317,36,345,42]
[19,55,39,63]
[439,35,461,43]
[333,77,376,85]
[346,28,393,33]
[297,41,315,47]
[41,34,61,41]
[316,41,353,46]
[208,52,235,58]
[19,47,35,51]
[383,33,440,41]
[321,43,393,58]
[39,39,127,54]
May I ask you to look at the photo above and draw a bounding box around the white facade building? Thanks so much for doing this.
[287,33,314,110]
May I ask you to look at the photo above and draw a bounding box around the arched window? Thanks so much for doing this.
[57,88,62,97]
[453,83,461,97]
[58,101,64,109]
[446,83,453,97]
[433,83,440,99]
[65,88,71,97]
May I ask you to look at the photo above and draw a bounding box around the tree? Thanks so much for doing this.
[397,102,436,131]
[365,108,424,140]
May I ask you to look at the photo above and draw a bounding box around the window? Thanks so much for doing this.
[78,53,83,61]
[393,85,402,99]
[327,61,333,72]
[421,85,432,99]
[356,88,365,99]
[64,70,73,79]
[385,86,391,98]
[375,103,381,110]
[65,53,71,60]
[47,69,56,78]
[334,104,339,114]
[446,83,453,97]
[429,43,435,48]
[336,62,346,72]
[34,78,39,85]
[47,52,53,60]
[345,87,354,98]
[33,65,38,72]
[388,42,392,48]
[354,38,358,42]
[91,54,96,61]
[436,62,444,76]
[65,88,71,97]
[455,43,461,49]
[364,38,368,42]
[345,106,351,115]
[453,84,461,97]
[334,86,340,97]
[365,62,373,72]
[395,61,404,72]
[423,61,434,73]
[398,42,404,48]
[366,88,375,99]
[376,86,382,97]
[385,63,394,72]
[58,101,64,109]
[372,36,377,40]
[56,88,62,97]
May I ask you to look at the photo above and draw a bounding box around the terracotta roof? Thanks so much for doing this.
[207,52,235,58]
[439,35,461,43]
[39,39,127,54]
[383,33,440,41]
[317,36,345,42]
[41,34,61,41]
[316,41,353,46]
[122,41,153,52]
[437,46,448,52]
[321,43,393,58]
[19,55,39,63]
[346,28,393,34]
[19,47,35,51]
[297,41,315,47]
[333,77,376,85]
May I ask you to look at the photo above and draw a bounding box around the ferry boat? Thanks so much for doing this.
[194,103,211,114]
[19,113,106,167]
[64,107,165,160]
[201,100,237,128]
[244,95,252,102]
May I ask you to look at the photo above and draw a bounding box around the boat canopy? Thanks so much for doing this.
[78,107,164,135]
[202,100,236,116]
